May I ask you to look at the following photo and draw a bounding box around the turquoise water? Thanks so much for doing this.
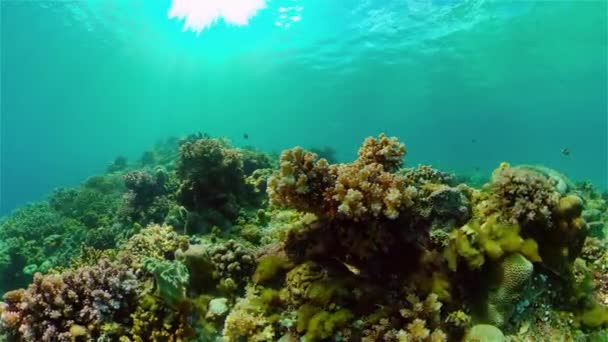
[1,0,606,214]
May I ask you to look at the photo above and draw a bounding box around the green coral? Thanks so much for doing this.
[144,258,190,305]
[253,254,294,284]
[303,309,353,341]
[464,324,505,342]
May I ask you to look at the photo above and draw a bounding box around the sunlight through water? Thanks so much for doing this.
[168,0,268,34]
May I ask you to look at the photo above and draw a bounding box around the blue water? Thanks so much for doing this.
[1,0,606,214]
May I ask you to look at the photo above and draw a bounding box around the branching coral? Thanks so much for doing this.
[267,147,335,216]
[127,294,195,342]
[1,131,605,342]
[357,133,406,172]
[0,259,138,342]
[489,163,560,226]
[360,293,447,342]
[117,224,188,269]
[0,204,91,292]
[222,288,276,342]
[268,134,416,221]
[331,161,416,221]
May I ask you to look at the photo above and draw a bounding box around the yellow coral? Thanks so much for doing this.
[222,289,275,342]
[407,318,430,340]
[446,216,541,271]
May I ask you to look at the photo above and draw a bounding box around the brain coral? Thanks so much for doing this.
[484,253,533,327]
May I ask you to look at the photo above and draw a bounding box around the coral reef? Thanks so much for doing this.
[1,132,607,342]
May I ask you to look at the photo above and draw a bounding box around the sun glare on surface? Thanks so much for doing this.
[168,0,267,34]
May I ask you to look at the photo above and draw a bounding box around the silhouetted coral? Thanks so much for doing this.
[176,137,264,232]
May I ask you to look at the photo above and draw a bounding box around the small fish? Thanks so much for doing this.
[334,257,361,276]
[243,133,249,140]
[561,147,570,156]
[471,138,477,143]
[342,262,361,275]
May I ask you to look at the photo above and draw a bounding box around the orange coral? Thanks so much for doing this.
[268,134,415,221]
[331,162,416,221]
[357,133,406,172]
[267,147,334,216]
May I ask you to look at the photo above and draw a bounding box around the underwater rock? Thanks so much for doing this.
[427,185,471,224]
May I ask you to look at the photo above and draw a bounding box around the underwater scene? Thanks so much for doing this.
[1,0,607,341]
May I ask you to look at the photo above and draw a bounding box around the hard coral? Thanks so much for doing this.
[268,134,416,221]
[284,262,327,306]
[357,133,406,172]
[117,224,188,269]
[0,259,138,342]
[484,253,534,327]
[489,163,560,226]
[267,147,334,216]
[222,288,276,342]
[122,169,174,224]
[177,137,243,211]
[331,161,416,221]
[400,165,454,186]
[209,239,256,292]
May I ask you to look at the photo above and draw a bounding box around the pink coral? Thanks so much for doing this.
[0,259,138,342]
